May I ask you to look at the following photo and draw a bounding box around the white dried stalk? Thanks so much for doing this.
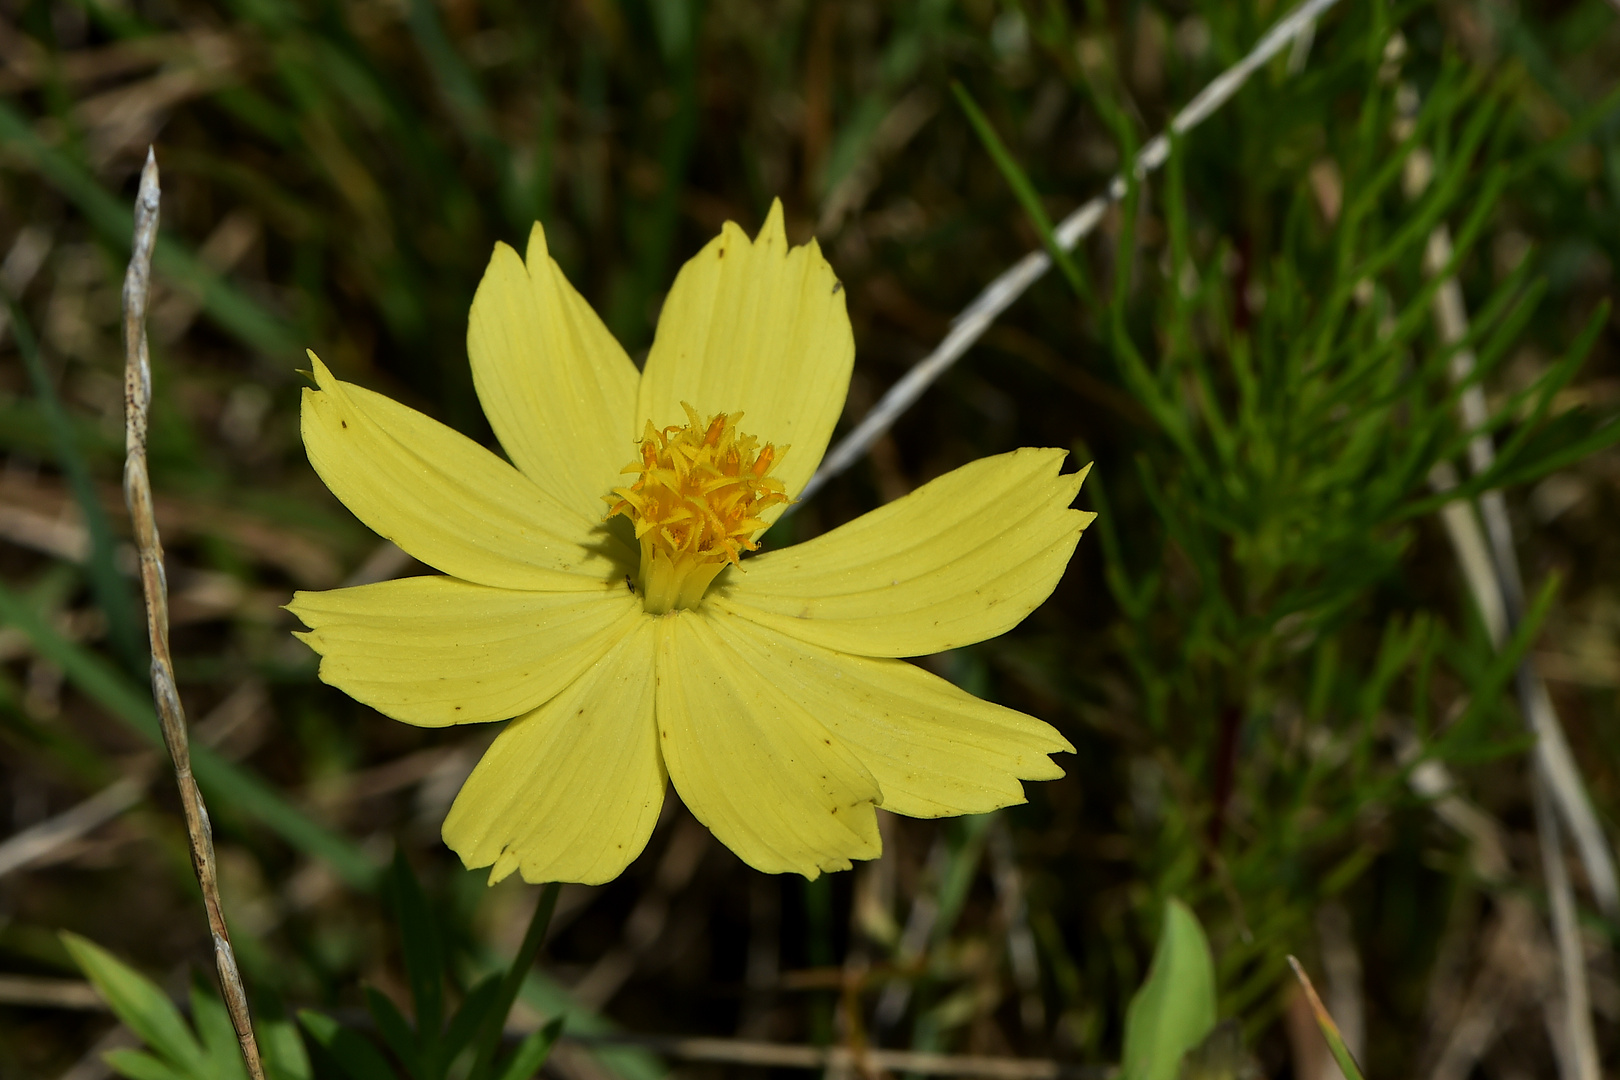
[1534,770,1599,1080]
[1424,225,1618,918]
[122,147,265,1080]
[801,0,1346,502]
[1422,219,1604,1080]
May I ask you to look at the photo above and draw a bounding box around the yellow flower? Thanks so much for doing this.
[288,202,1094,884]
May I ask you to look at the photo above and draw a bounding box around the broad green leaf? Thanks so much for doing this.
[1121,900,1217,1080]
[102,1050,192,1080]
[260,1019,313,1080]
[62,933,206,1076]
[188,984,249,1080]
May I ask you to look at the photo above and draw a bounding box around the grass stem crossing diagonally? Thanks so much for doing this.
[801,0,1348,503]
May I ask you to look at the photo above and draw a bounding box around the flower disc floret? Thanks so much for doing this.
[607,403,789,613]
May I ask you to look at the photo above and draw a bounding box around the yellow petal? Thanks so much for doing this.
[288,576,640,727]
[302,354,630,590]
[443,618,664,886]
[654,609,881,878]
[637,200,852,514]
[714,449,1094,657]
[707,614,1073,818]
[468,225,639,521]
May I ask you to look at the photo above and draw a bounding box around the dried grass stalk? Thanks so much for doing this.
[1422,213,1603,1080]
[121,146,265,1079]
[801,0,1347,502]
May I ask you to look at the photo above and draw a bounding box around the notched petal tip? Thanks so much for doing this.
[305,350,337,389]
[482,237,526,284]
[470,215,639,521]
[484,848,520,886]
[524,220,551,263]
[757,198,787,246]
[639,201,854,513]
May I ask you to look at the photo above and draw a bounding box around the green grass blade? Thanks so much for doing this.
[101,1050,192,1080]
[443,975,502,1064]
[951,81,1093,303]
[5,300,144,674]
[190,983,252,1080]
[493,1018,564,1080]
[363,986,423,1078]
[1287,958,1366,1080]
[298,1011,397,1080]
[508,969,662,1080]
[387,851,444,1062]
[0,100,300,359]
[406,0,500,157]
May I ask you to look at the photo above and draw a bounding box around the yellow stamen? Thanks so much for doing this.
[606,404,789,613]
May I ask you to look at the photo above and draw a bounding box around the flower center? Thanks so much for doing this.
[606,403,789,614]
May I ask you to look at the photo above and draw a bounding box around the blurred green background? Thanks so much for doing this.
[0,0,1618,1076]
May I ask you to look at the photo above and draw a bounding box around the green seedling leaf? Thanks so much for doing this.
[260,1019,313,1080]
[298,1010,397,1080]
[1287,957,1366,1080]
[62,933,207,1076]
[1121,900,1217,1080]
[494,1017,565,1080]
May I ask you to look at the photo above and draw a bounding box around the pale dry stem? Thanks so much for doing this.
[121,146,265,1079]
[1420,203,1604,1080]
